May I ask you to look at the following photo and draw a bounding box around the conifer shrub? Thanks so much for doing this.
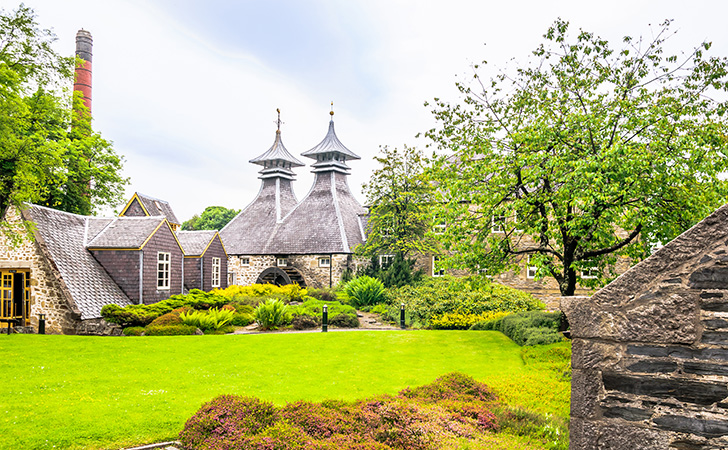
[473,310,564,346]
[122,326,145,336]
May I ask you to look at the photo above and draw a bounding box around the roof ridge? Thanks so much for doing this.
[330,171,349,252]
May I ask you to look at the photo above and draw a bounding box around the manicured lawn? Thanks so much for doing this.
[0,331,570,449]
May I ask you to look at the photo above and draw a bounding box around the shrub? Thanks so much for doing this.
[289,299,358,328]
[383,276,544,328]
[122,326,145,336]
[345,276,385,308]
[483,310,564,346]
[307,288,338,302]
[147,307,191,327]
[216,284,307,302]
[101,304,157,328]
[231,312,255,327]
[399,372,497,403]
[329,313,359,328]
[180,308,234,331]
[254,299,288,330]
[101,290,229,327]
[291,314,319,330]
[144,324,198,336]
[430,310,509,330]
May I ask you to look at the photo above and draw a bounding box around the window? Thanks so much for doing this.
[240,257,250,266]
[513,211,523,233]
[491,214,506,233]
[277,258,287,267]
[319,257,331,268]
[581,267,599,279]
[526,257,537,279]
[211,257,221,288]
[379,254,394,267]
[432,256,445,277]
[228,272,237,286]
[157,252,170,290]
[433,216,447,234]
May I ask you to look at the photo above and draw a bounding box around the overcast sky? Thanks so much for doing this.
[4,0,728,221]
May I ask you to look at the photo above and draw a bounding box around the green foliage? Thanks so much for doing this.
[358,145,439,258]
[254,298,288,330]
[307,288,338,302]
[122,326,144,336]
[147,307,189,327]
[288,298,358,328]
[344,276,385,308]
[0,5,126,220]
[360,254,424,288]
[144,325,198,336]
[182,206,240,231]
[430,310,509,330]
[101,290,228,327]
[291,314,319,330]
[384,276,544,328]
[180,308,234,332]
[217,284,307,303]
[427,19,728,296]
[481,311,564,346]
[231,312,255,327]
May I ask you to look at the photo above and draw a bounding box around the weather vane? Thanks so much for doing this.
[276,108,284,132]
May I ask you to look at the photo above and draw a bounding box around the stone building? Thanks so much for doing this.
[0,194,227,334]
[564,203,728,449]
[221,111,367,289]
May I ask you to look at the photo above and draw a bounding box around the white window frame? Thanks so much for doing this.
[432,255,445,277]
[319,257,331,268]
[211,257,221,288]
[526,256,538,279]
[433,217,447,235]
[379,254,394,267]
[581,267,599,279]
[157,252,170,290]
[277,258,287,267]
[228,272,237,286]
[491,214,506,233]
[240,257,250,266]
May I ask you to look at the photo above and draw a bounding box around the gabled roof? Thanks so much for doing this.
[178,230,225,257]
[120,192,180,225]
[86,216,168,249]
[301,116,360,161]
[22,204,133,319]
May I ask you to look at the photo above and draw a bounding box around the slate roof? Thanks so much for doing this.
[249,130,304,168]
[86,216,166,249]
[177,230,219,256]
[264,170,367,254]
[220,177,299,254]
[135,193,180,225]
[23,204,133,319]
[301,117,361,161]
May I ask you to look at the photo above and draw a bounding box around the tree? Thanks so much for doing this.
[182,206,240,231]
[427,19,728,296]
[358,145,438,259]
[0,5,126,218]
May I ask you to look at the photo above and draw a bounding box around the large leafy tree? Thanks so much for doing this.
[427,19,728,296]
[358,145,438,259]
[0,5,126,219]
[182,206,240,231]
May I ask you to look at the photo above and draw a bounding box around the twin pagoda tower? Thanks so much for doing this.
[219,110,367,288]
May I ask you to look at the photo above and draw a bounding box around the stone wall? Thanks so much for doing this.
[563,204,728,450]
[228,253,357,288]
[0,207,80,334]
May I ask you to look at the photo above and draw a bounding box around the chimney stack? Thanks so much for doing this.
[74,29,93,114]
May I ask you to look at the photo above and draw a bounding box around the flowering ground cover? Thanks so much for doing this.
[0,331,569,449]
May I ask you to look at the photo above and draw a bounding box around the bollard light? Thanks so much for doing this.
[322,304,328,333]
[400,303,406,329]
[38,313,46,335]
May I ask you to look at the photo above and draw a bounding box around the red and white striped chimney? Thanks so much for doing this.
[74,29,93,114]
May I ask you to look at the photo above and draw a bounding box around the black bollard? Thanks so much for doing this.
[400,303,406,329]
[38,313,46,335]
[322,304,328,332]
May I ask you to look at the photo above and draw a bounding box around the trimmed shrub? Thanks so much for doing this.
[144,324,197,336]
[254,298,288,330]
[479,310,564,346]
[101,290,228,327]
[147,307,191,327]
[122,326,144,336]
[291,314,319,330]
[231,312,254,327]
[430,310,509,330]
[329,313,359,328]
[345,276,385,308]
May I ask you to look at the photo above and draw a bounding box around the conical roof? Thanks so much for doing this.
[301,114,360,161]
[249,130,304,168]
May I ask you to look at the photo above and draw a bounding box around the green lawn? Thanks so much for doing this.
[0,331,570,450]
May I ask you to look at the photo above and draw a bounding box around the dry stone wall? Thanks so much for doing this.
[563,204,728,450]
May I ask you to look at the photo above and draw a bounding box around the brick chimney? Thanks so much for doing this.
[74,29,93,114]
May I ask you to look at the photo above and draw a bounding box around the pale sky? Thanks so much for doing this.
[4,0,728,221]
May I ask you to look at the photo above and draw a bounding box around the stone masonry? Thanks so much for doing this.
[0,207,80,334]
[562,203,728,450]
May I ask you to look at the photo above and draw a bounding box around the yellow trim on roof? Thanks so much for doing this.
[88,247,142,251]
[119,193,150,217]
[138,219,185,254]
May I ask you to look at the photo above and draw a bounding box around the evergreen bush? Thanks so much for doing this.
[474,310,564,346]
[122,326,145,336]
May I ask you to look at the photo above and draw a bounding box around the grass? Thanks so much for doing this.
[0,331,570,450]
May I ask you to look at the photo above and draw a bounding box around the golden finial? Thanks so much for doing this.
[330,101,334,116]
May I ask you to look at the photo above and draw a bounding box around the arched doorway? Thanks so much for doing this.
[256,267,307,287]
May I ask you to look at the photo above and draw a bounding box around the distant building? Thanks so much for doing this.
[221,111,367,289]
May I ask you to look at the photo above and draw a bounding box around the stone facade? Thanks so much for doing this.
[563,203,728,449]
[229,253,356,289]
[0,207,80,334]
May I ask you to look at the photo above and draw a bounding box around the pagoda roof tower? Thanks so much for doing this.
[248,109,304,180]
